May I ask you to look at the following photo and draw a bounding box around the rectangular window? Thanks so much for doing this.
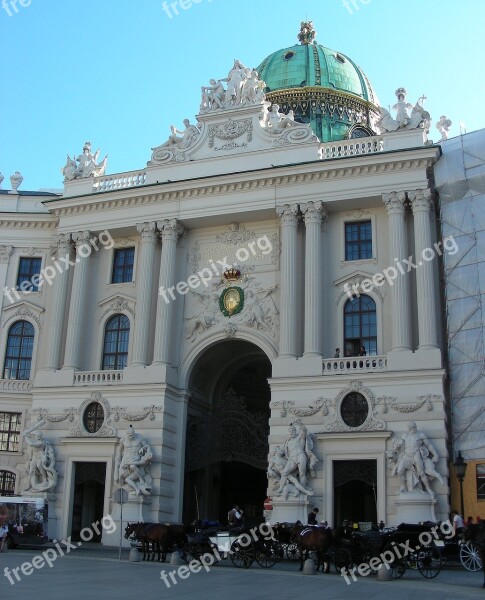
[16,257,42,292]
[345,221,372,261]
[111,248,135,283]
[477,464,485,500]
[0,412,21,452]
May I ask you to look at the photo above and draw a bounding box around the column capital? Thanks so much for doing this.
[157,219,184,242]
[72,231,92,249]
[382,191,407,216]
[0,245,13,264]
[276,204,299,226]
[408,188,433,213]
[136,221,157,242]
[300,201,328,225]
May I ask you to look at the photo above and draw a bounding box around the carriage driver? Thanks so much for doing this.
[228,505,244,527]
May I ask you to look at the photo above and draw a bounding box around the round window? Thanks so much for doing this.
[284,51,295,61]
[83,402,105,434]
[340,393,369,428]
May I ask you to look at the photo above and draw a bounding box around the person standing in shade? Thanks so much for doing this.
[334,348,340,358]
[228,504,244,527]
[359,345,366,356]
[308,507,319,525]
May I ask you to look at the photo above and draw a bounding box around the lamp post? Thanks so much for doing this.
[453,450,468,517]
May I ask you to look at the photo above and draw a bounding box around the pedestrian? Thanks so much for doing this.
[308,507,319,525]
[334,348,340,358]
[359,345,366,356]
[227,504,244,527]
[0,523,8,553]
[451,509,464,536]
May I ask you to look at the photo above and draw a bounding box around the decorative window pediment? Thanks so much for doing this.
[98,293,135,321]
[1,301,44,329]
[334,270,385,304]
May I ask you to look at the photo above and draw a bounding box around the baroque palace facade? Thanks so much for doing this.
[0,22,457,544]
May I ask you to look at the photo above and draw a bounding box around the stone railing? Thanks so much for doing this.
[0,379,33,392]
[92,170,147,193]
[319,136,384,160]
[323,355,387,374]
[74,370,124,385]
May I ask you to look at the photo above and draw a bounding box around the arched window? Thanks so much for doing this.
[3,320,35,380]
[0,470,16,496]
[344,295,377,357]
[102,314,130,370]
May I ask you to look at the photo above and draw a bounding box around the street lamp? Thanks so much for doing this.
[453,450,468,517]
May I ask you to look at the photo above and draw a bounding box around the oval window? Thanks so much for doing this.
[83,402,105,434]
[340,393,369,428]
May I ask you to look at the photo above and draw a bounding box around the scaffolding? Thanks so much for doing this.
[434,129,485,460]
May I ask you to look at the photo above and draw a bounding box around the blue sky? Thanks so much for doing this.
[1,0,484,191]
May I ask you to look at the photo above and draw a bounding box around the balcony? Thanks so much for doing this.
[322,355,387,375]
[74,370,124,385]
[0,379,33,392]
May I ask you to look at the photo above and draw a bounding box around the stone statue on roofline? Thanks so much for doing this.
[199,60,267,112]
[436,115,452,141]
[62,141,108,181]
[375,88,431,134]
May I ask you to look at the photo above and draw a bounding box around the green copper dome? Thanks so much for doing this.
[256,22,380,142]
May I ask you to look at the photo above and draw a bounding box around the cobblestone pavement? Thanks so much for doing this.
[0,547,483,600]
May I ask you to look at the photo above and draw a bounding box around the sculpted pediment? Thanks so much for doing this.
[148,60,319,168]
[98,293,136,320]
[1,300,45,329]
[334,270,385,303]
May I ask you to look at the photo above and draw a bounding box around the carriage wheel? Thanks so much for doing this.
[390,559,406,579]
[362,551,379,574]
[416,547,442,579]
[334,547,352,573]
[460,542,483,572]
[182,541,204,563]
[285,542,302,562]
[254,541,280,568]
[230,540,254,569]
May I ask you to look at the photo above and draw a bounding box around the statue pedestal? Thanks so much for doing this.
[103,495,152,547]
[269,497,311,525]
[391,491,437,525]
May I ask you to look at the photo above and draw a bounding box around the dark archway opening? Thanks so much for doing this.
[71,462,106,542]
[184,340,271,525]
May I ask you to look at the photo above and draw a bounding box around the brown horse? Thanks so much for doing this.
[125,522,188,562]
[124,522,154,560]
[291,522,335,572]
[464,523,485,588]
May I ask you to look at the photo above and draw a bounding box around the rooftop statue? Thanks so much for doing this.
[436,115,452,141]
[159,119,201,150]
[297,21,317,45]
[375,89,431,134]
[199,60,266,113]
[10,171,23,192]
[62,141,108,181]
[262,104,298,133]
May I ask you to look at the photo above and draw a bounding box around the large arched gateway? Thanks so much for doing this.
[183,340,271,524]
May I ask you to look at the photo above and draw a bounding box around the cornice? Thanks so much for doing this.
[0,214,57,229]
[46,151,438,218]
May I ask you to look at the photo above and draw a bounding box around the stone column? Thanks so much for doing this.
[383,192,412,351]
[63,232,92,370]
[276,204,299,358]
[45,234,72,370]
[409,189,439,349]
[0,245,13,310]
[301,201,327,357]
[130,222,157,367]
[152,219,184,366]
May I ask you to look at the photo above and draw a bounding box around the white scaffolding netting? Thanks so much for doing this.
[434,130,485,460]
